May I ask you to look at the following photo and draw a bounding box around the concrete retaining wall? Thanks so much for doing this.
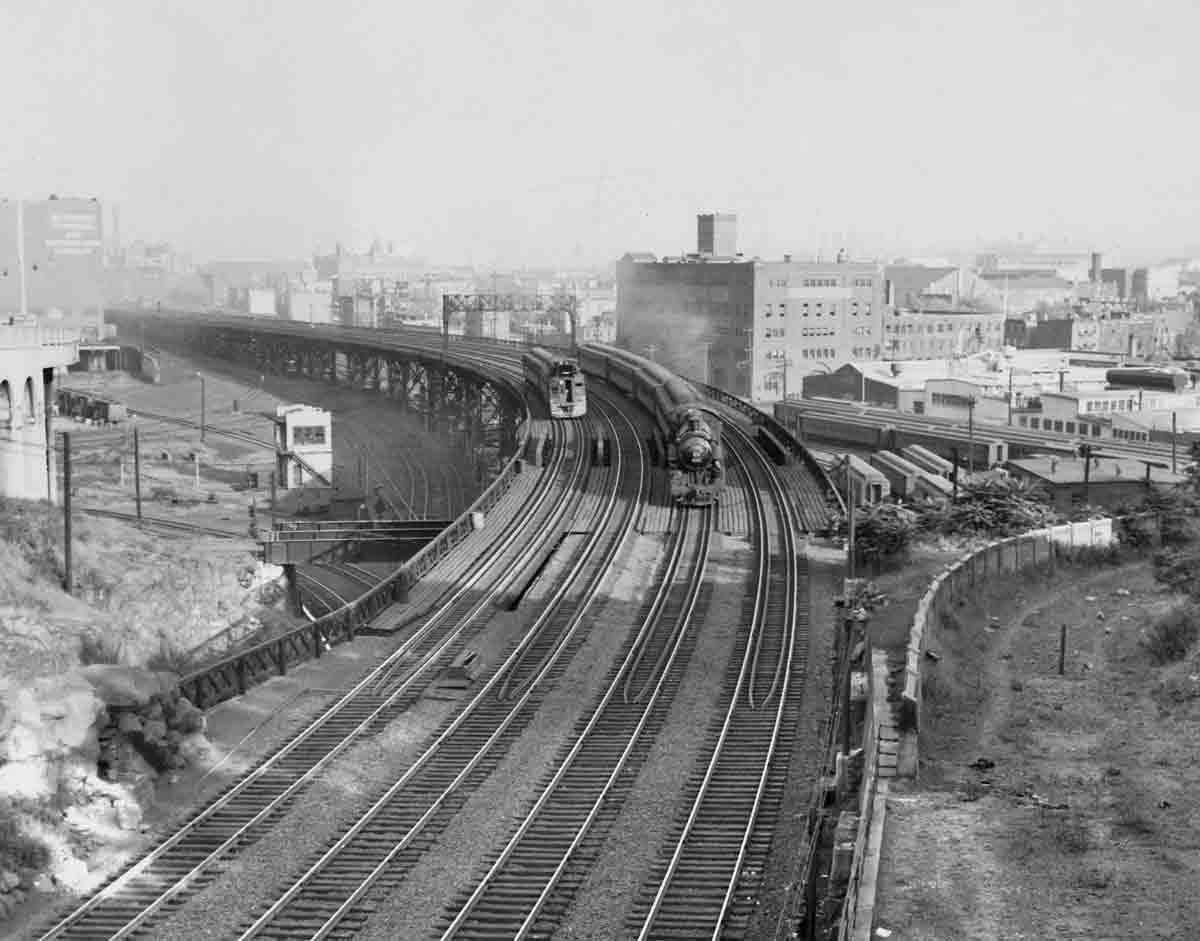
[839,648,893,941]
[842,511,1160,937]
[898,517,1119,755]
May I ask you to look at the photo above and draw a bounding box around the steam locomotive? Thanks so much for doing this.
[522,347,587,418]
[577,343,725,506]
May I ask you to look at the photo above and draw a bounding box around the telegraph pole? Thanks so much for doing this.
[967,396,977,474]
[1007,369,1014,426]
[62,432,72,593]
[844,457,856,580]
[1172,411,1178,473]
[197,373,206,443]
[133,425,143,523]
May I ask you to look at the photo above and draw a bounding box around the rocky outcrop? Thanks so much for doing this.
[0,666,209,909]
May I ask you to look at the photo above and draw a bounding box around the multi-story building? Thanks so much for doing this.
[617,214,885,401]
[883,309,1006,359]
[0,197,105,337]
[976,246,1093,282]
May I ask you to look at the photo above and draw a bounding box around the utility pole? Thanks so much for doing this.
[197,373,206,443]
[133,425,143,523]
[1007,369,1014,426]
[1081,443,1093,505]
[1172,411,1178,473]
[967,396,977,474]
[62,432,72,593]
[844,457,856,580]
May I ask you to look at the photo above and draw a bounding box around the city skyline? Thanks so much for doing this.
[4,0,1200,267]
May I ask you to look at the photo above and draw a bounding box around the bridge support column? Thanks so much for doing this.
[283,563,303,616]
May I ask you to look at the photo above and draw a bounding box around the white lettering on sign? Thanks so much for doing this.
[45,239,102,249]
[49,213,100,228]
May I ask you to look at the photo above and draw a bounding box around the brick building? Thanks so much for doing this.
[617,214,884,401]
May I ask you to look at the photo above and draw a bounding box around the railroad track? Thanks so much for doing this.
[77,506,247,540]
[34,412,584,940]
[223,400,644,940]
[627,416,808,941]
[60,387,275,451]
[437,500,714,939]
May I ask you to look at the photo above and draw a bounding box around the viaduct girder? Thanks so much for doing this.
[109,313,525,458]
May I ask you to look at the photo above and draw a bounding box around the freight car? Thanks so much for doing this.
[1105,366,1191,393]
[522,347,587,418]
[578,344,725,506]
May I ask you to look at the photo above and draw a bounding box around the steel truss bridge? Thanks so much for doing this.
[107,310,525,459]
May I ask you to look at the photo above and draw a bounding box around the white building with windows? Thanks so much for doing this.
[274,404,332,490]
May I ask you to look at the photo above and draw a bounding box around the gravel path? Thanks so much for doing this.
[553,535,755,941]
[352,533,668,941]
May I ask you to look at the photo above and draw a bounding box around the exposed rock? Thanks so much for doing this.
[79,666,178,709]
[113,797,143,830]
[0,672,104,799]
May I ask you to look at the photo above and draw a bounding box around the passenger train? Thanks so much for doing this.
[577,343,725,506]
[522,347,587,418]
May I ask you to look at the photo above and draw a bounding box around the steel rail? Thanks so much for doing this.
[634,417,805,941]
[36,414,581,940]
[233,399,641,940]
[439,504,714,940]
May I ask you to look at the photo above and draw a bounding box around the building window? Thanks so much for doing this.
[1065,422,1076,433]
[293,425,327,446]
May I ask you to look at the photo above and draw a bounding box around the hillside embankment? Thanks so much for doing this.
[0,496,287,928]
[864,549,1200,940]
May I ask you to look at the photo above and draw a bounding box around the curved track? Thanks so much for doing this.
[227,399,645,939]
[627,417,809,941]
[437,501,713,939]
[34,405,584,940]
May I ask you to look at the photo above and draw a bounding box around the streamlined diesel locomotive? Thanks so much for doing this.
[523,347,587,418]
[577,343,725,506]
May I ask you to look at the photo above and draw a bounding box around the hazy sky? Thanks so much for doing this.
[3,0,1198,266]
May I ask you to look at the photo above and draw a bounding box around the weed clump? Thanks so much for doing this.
[1142,605,1200,664]
[0,800,51,873]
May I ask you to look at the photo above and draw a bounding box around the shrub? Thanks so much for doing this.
[1153,544,1200,599]
[0,800,51,873]
[855,504,919,562]
[78,631,126,665]
[144,635,192,673]
[1142,605,1200,664]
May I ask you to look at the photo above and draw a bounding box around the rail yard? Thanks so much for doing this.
[14,313,844,941]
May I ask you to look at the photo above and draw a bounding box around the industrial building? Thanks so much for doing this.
[1006,455,1187,512]
[616,214,885,401]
